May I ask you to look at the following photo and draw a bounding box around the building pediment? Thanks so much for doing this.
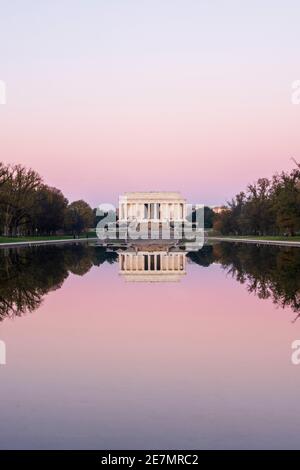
[121,191,186,202]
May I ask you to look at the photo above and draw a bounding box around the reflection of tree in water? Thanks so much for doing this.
[187,245,215,267]
[0,244,118,321]
[188,243,300,317]
[2,241,299,322]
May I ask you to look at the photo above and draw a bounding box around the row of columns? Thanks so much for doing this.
[119,252,186,272]
[120,202,185,221]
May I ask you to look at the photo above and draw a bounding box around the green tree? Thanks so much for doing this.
[213,164,300,236]
[0,164,43,236]
[64,200,93,236]
[33,185,68,235]
[272,169,300,236]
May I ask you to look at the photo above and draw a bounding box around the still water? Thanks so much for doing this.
[0,242,300,449]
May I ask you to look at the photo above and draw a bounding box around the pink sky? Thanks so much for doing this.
[0,1,299,207]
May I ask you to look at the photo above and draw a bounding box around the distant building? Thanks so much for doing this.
[119,192,186,222]
[211,206,228,214]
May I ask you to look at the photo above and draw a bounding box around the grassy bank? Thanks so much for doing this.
[0,233,97,244]
[208,235,300,241]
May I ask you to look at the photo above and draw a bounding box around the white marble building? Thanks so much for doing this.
[119,192,186,222]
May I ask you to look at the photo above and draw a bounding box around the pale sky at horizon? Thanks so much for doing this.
[0,0,299,207]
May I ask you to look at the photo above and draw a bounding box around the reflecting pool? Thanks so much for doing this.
[0,242,300,449]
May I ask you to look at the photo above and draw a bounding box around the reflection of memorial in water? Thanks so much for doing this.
[1,242,299,319]
[119,247,187,282]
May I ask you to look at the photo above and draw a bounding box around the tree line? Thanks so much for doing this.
[1,160,299,237]
[213,163,300,236]
[0,162,95,236]
[0,161,217,237]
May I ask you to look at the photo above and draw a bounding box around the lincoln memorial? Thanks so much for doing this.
[119,192,186,222]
